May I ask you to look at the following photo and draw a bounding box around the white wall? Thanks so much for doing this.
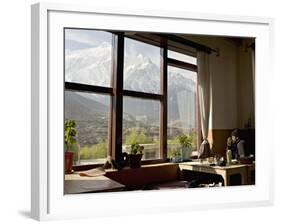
[186,35,254,130]
[237,39,255,128]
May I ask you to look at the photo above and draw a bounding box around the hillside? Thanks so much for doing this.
[65,42,197,147]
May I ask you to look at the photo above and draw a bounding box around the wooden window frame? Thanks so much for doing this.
[65,30,199,168]
[166,53,200,153]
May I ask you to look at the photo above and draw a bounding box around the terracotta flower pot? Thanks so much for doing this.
[65,151,74,174]
[128,154,143,168]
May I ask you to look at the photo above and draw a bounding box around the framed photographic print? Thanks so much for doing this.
[31,2,274,221]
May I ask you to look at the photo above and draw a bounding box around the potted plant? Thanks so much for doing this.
[171,148,182,163]
[128,143,144,168]
[177,134,192,161]
[64,119,77,173]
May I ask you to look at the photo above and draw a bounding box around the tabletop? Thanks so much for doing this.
[64,173,125,194]
[179,161,254,170]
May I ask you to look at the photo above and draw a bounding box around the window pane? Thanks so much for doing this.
[167,66,198,160]
[124,38,161,94]
[65,90,110,164]
[168,50,197,65]
[123,97,160,160]
[65,29,113,87]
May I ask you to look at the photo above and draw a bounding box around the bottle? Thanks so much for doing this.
[226,149,232,165]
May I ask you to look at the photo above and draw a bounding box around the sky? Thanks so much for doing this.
[65,29,113,51]
[65,28,160,66]
[65,28,197,83]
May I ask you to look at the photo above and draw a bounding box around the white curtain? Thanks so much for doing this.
[197,51,211,158]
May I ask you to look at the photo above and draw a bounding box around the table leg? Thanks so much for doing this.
[247,166,253,185]
[241,170,248,185]
[222,172,229,186]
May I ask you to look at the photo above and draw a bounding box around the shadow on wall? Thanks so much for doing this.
[208,129,255,156]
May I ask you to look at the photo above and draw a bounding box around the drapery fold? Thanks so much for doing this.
[197,51,211,158]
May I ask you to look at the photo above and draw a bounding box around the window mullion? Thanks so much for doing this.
[160,43,168,160]
[111,33,124,163]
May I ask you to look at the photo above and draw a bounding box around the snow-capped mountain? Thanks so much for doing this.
[65,42,112,87]
[124,55,160,94]
[65,43,196,129]
[65,43,196,94]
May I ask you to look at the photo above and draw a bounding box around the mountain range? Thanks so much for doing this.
[65,42,197,146]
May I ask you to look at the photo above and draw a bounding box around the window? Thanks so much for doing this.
[167,66,198,158]
[64,29,199,165]
[65,29,113,87]
[123,97,160,160]
[168,50,197,65]
[124,38,161,94]
[65,91,110,164]
[64,28,113,165]
[122,38,162,161]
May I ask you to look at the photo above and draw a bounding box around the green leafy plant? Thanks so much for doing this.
[171,148,181,157]
[170,148,182,163]
[130,142,144,155]
[64,119,77,152]
[177,134,192,148]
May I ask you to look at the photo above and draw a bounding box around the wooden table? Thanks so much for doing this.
[179,161,255,186]
[64,174,125,194]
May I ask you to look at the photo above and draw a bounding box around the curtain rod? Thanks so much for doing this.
[160,34,219,55]
[123,32,219,56]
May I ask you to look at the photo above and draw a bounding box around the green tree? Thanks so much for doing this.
[79,143,107,160]
[125,128,152,145]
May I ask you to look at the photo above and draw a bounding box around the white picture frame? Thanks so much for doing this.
[31,2,274,221]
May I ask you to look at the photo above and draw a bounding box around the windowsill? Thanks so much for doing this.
[72,150,198,172]
[105,162,177,173]
[72,158,169,172]
[72,163,104,172]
